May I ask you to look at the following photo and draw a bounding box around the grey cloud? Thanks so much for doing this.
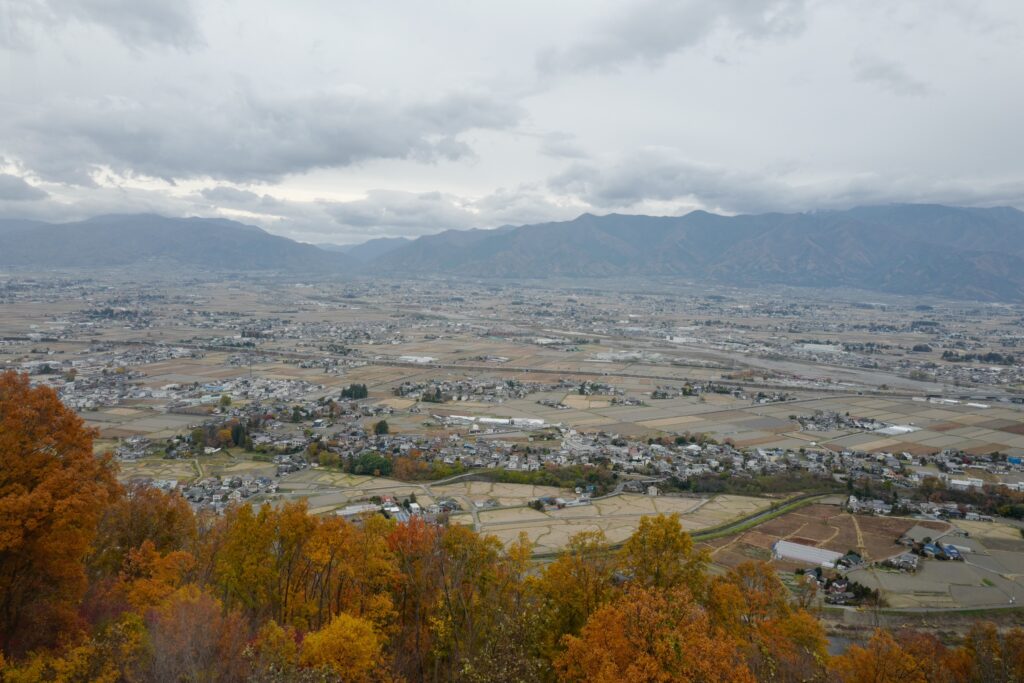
[321,186,582,239]
[1,0,201,50]
[538,0,806,74]
[197,186,290,213]
[539,132,589,160]
[471,185,582,226]
[853,57,931,96]
[324,190,478,237]
[0,183,193,223]
[10,90,522,184]
[0,1,46,49]
[64,0,202,49]
[5,168,1022,248]
[549,151,791,213]
[0,174,48,200]
[200,186,266,204]
[194,184,579,242]
[549,150,1024,215]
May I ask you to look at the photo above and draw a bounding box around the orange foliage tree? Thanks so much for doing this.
[831,628,931,683]
[707,561,828,681]
[387,516,443,680]
[556,585,755,683]
[0,371,120,656]
[141,584,249,683]
[89,481,197,579]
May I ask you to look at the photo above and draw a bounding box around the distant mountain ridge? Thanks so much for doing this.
[0,214,352,271]
[3,205,1023,300]
[371,204,1024,300]
[318,236,412,262]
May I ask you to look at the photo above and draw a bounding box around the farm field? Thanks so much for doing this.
[703,504,950,569]
[461,492,771,555]
[847,516,1024,610]
[700,502,1024,611]
[116,451,277,483]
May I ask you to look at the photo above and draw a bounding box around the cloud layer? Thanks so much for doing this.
[1,0,1022,243]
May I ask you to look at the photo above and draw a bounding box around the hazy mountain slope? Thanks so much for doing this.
[325,236,411,262]
[0,214,353,271]
[374,204,1024,300]
[0,218,47,235]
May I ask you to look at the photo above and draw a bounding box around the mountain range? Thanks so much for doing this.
[2,204,1023,300]
[0,214,351,271]
[317,236,411,262]
[371,204,1024,300]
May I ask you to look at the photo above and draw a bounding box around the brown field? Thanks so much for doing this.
[704,504,951,569]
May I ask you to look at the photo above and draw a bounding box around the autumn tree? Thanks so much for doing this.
[891,629,957,683]
[89,481,197,580]
[454,533,546,683]
[118,540,196,612]
[213,501,398,633]
[308,513,398,630]
[0,613,146,683]
[618,513,709,596]
[948,621,1024,683]
[393,456,429,481]
[214,501,316,626]
[141,585,249,683]
[707,562,828,682]
[430,523,505,675]
[216,428,234,447]
[387,517,444,680]
[301,612,385,683]
[556,586,755,683]
[247,620,300,678]
[831,628,929,683]
[0,371,121,657]
[536,530,619,661]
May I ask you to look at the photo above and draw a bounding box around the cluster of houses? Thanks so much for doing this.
[334,495,455,524]
[393,377,556,403]
[895,532,967,562]
[182,475,279,512]
[530,492,594,511]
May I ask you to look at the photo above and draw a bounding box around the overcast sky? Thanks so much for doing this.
[1,0,1022,243]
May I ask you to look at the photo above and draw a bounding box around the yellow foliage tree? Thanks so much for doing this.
[535,530,619,660]
[618,513,709,596]
[248,619,300,678]
[301,612,384,683]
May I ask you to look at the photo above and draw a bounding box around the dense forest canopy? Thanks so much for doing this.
[1,370,1022,682]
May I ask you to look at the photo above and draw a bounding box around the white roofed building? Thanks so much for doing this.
[771,540,843,568]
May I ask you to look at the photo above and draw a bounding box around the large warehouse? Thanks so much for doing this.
[771,540,843,568]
